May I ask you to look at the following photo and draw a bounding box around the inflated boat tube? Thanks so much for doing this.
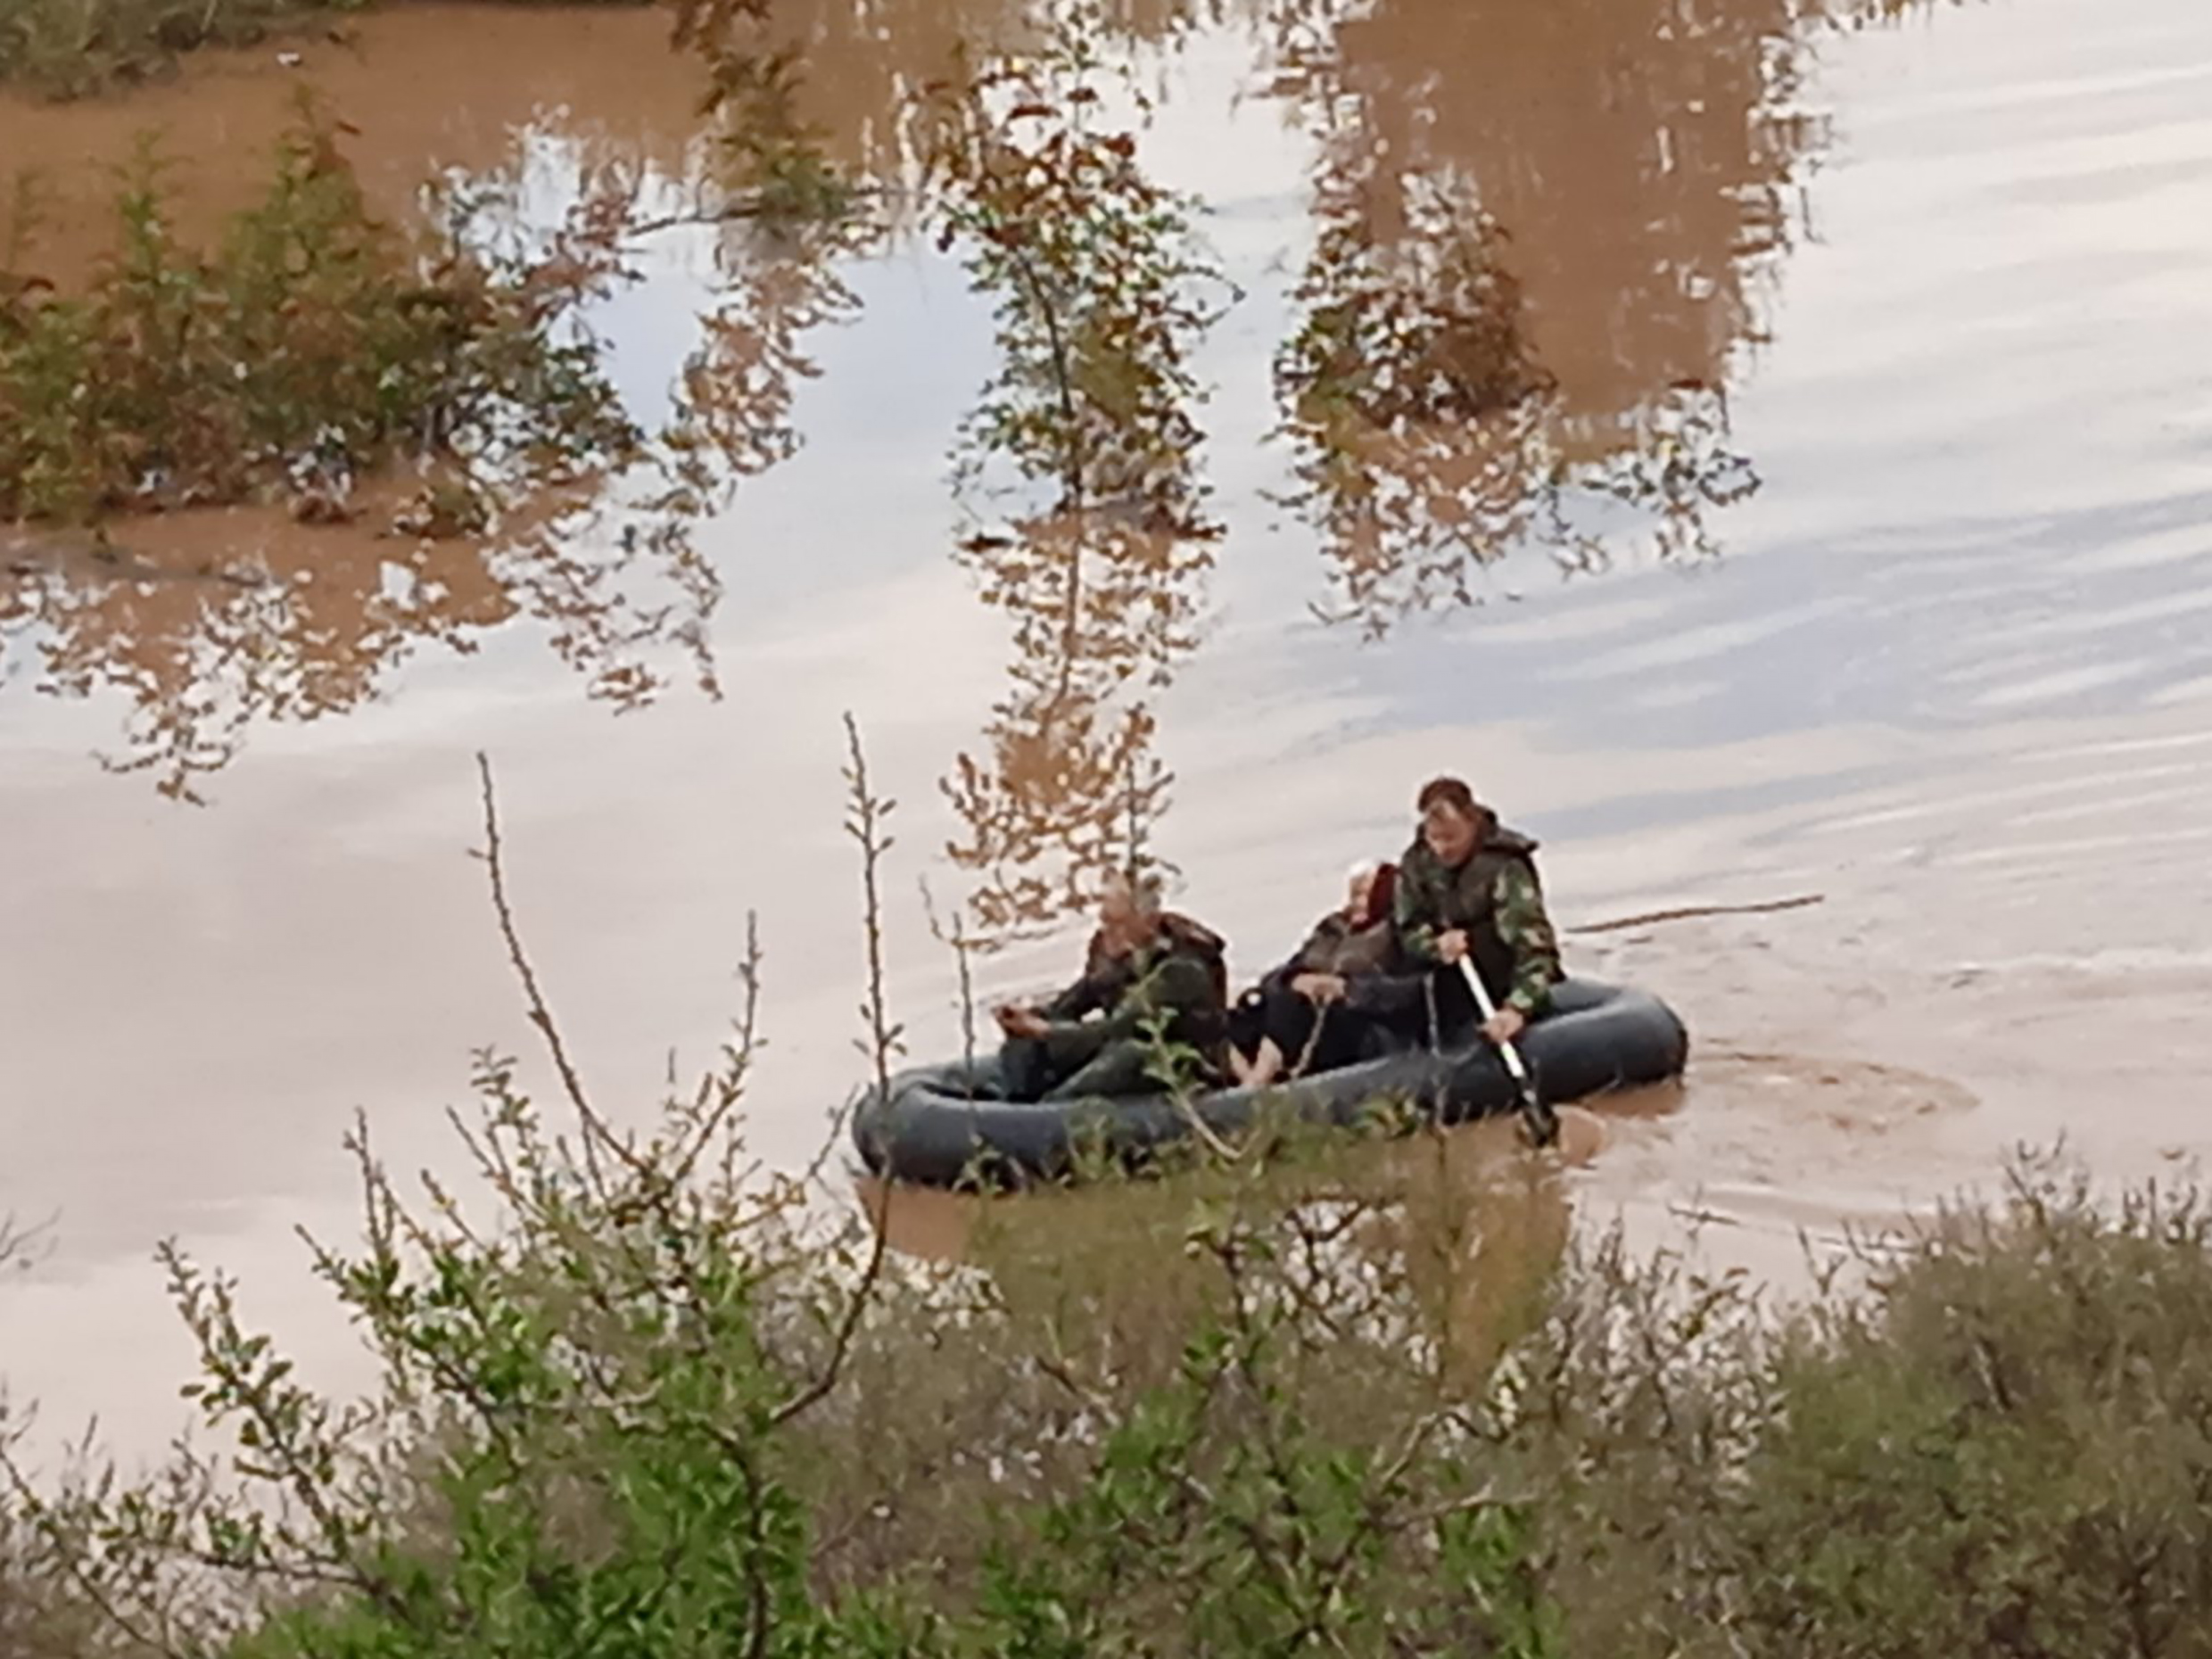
[850,978,1688,1189]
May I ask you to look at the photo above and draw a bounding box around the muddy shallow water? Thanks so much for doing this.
[5,0,2212,1448]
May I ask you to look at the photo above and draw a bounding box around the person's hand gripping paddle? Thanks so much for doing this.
[1457,959,1559,1148]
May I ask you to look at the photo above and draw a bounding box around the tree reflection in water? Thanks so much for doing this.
[0,87,867,800]
[920,27,1229,941]
[1265,0,1813,634]
[936,0,1857,926]
[1,0,1953,896]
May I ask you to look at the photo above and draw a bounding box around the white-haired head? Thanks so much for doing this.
[1097,868,1168,957]
[1343,858,1384,916]
[1101,865,1166,913]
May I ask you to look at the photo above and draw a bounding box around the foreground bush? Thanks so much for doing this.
[1512,1164,2212,1659]
[5,747,2212,1657]
[1721,1170,2212,1656]
[0,744,1565,1658]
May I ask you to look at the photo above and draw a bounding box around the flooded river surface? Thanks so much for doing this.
[5,0,2212,1445]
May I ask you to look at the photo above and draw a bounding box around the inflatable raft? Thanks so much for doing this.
[850,978,1688,1188]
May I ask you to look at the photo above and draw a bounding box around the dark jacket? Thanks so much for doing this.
[1260,910,1428,1024]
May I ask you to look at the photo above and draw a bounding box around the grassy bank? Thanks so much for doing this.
[4,744,2212,1659]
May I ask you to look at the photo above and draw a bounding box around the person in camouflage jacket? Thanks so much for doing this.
[995,871,1229,1101]
[1393,775,1563,1048]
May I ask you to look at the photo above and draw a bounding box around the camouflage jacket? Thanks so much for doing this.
[1041,912,1230,1053]
[1393,819,1562,1017]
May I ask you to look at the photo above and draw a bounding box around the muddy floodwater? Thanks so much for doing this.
[5,0,2212,1448]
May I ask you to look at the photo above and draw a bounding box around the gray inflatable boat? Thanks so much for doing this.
[850,978,1688,1188]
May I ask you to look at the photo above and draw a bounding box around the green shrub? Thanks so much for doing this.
[0,0,354,98]
[1506,1166,2212,1658]
[1719,1170,2212,1657]
[0,0,653,97]
[0,109,639,525]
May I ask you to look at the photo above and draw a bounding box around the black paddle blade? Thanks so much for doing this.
[1516,1089,1560,1149]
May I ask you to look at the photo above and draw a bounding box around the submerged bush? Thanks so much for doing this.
[0,0,656,97]
[0,0,350,98]
[0,110,639,525]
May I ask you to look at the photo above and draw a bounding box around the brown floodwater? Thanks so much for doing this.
[0,5,708,279]
[6,0,2212,1450]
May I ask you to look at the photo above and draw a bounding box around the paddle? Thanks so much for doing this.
[1457,958,1559,1149]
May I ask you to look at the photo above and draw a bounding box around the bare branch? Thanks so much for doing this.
[0,1210,51,1275]
[474,751,648,1188]
[1569,892,1824,935]
[1167,1084,1239,1165]
[619,185,897,243]
[666,911,765,1193]
[919,877,981,1084]
[773,714,900,1429]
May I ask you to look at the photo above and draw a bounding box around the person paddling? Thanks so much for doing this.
[1393,776,1562,1048]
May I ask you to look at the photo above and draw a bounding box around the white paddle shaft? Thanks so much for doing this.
[1457,957,1532,1085]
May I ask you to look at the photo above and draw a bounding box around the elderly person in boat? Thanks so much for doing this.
[994,869,1230,1102]
[1226,859,1424,1089]
[1394,775,1563,1047]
